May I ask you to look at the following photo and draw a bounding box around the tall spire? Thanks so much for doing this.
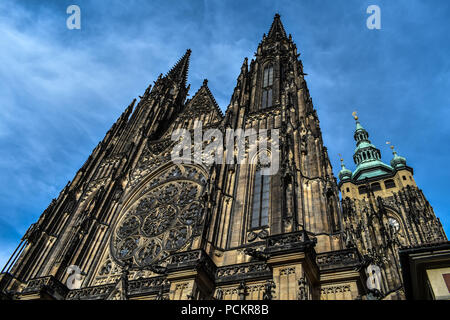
[267,13,288,40]
[165,49,191,88]
[352,112,382,165]
[350,112,394,180]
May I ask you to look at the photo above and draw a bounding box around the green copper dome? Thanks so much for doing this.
[390,147,407,169]
[338,160,352,181]
[349,114,394,181]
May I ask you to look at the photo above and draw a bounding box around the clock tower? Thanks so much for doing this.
[338,113,447,299]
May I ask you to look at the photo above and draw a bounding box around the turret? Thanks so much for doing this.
[350,112,394,181]
[389,145,407,169]
[338,157,352,182]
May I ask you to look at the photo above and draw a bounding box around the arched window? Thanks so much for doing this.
[261,65,274,109]
[385,179,396,189]
[358,186,367,195]
[251,167,270,228]
[371,182,381,192]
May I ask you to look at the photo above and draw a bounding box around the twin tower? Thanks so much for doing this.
[0,14,446,300]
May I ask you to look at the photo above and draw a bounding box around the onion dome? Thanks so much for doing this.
[338,158,352,181]
[350,112,394,180]
[389,145,407,169]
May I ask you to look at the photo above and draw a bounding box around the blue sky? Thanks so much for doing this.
[0,0,449,267]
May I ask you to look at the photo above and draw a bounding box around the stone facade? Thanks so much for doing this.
[0,14,446,300]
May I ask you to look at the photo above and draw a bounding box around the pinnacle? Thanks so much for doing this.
[165,49,191,87]
[267,13,287,40]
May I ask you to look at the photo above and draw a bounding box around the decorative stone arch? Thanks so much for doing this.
[108,162,210,269]
[253,58,276,111]
[245,149,273,241]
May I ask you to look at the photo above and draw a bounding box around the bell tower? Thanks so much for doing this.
[217,14,342,255]
[338,113,447,299]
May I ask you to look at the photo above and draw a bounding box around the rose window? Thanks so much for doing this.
[117,237,139,259]
[164,228,188,251]
[117,216,140,238]
[141,205,176,237]
[136,239,162,265]
[179,202,202,225]
[111,165,207,268]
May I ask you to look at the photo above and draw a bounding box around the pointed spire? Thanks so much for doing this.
[241,57,248,73]
[338,155,352,181]
[267,13,287,40]
[165,49,191,87]
[352,112,380,162]
[114,99,135,129]
[349,112,394,181]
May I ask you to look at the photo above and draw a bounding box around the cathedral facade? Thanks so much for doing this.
[0,15,447,300]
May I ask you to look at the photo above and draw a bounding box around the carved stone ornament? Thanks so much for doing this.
[110,164,207,268]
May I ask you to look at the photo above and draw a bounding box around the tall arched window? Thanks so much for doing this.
[261,65,273,109]
[251,167,270,228]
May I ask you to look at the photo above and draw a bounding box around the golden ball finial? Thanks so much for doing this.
[352,111,358,121]
[386,141,396,153]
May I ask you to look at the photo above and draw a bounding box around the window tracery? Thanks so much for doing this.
[110,164,207,268]
[261,64,274,109]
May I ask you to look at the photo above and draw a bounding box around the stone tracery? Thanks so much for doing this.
[111,164,207,268]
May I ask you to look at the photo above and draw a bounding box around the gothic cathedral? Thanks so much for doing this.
[0,14,447,300]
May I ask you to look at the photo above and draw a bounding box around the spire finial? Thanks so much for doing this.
[267,13,287,40]
[339,154,345,167]
[165,49,191,87]
[203,79,208,87]
[386,141,397,155]
[353,110,365,132]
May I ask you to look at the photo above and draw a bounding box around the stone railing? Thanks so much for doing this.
[216,262,271,284]
[166,249,216,280]
[22,275,68,299]
[66,276,168,300]
[265,230,316,255]
[66,283,115,300]
[316,248,361,271]
[128,276,167,296]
